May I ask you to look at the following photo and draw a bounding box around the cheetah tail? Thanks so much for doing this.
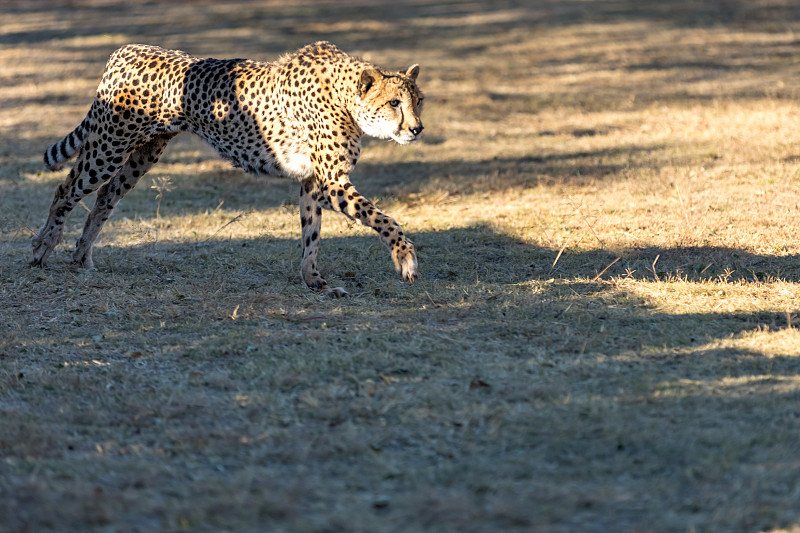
[43,105,93,171]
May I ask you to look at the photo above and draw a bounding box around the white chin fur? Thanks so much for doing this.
[359,123,418,145]
[391,133,417,145]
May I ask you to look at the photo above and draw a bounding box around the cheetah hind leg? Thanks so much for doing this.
[32,145,121,267]
[31,186,68,267]
[72,134,175,268]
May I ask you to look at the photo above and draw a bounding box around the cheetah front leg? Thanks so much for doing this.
[299,180,348,298]
[319,173,418,283]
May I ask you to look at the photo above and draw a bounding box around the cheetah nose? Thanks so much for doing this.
[410,125,424,136]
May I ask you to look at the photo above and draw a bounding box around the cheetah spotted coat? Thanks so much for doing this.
[33,41,424,297]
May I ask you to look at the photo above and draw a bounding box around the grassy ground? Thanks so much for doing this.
[3,1,800,531]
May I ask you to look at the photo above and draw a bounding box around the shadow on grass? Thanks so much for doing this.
[5,223,800,533]
[354,141,709,194]
[5,0,800,114]
[6,0,800,46]
[18,222,800,336]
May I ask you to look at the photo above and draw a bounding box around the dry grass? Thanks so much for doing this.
[3,1,800,531]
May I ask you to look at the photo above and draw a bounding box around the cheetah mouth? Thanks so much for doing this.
[392,132,420,145]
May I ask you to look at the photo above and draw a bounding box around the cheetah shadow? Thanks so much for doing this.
[65,221,800,324]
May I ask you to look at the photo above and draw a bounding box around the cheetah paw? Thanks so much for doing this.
[392,244,418,283]
[72,249,94,269]
[31,235,53,267]
[323,286,349,298]
[306,278,349,298]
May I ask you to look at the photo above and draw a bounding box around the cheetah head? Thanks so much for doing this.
[355,65,424,145]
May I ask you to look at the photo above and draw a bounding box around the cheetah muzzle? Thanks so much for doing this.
[32,41,425,298]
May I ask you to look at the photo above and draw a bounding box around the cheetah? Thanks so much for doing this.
[32,41,424,297]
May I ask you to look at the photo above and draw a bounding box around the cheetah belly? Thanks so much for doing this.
[274,126,314,180]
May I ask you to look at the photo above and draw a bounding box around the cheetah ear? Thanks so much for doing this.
[404,64,420,81]
[359,68,382,96]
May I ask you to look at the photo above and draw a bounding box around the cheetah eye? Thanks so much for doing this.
[389,99,400,108]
